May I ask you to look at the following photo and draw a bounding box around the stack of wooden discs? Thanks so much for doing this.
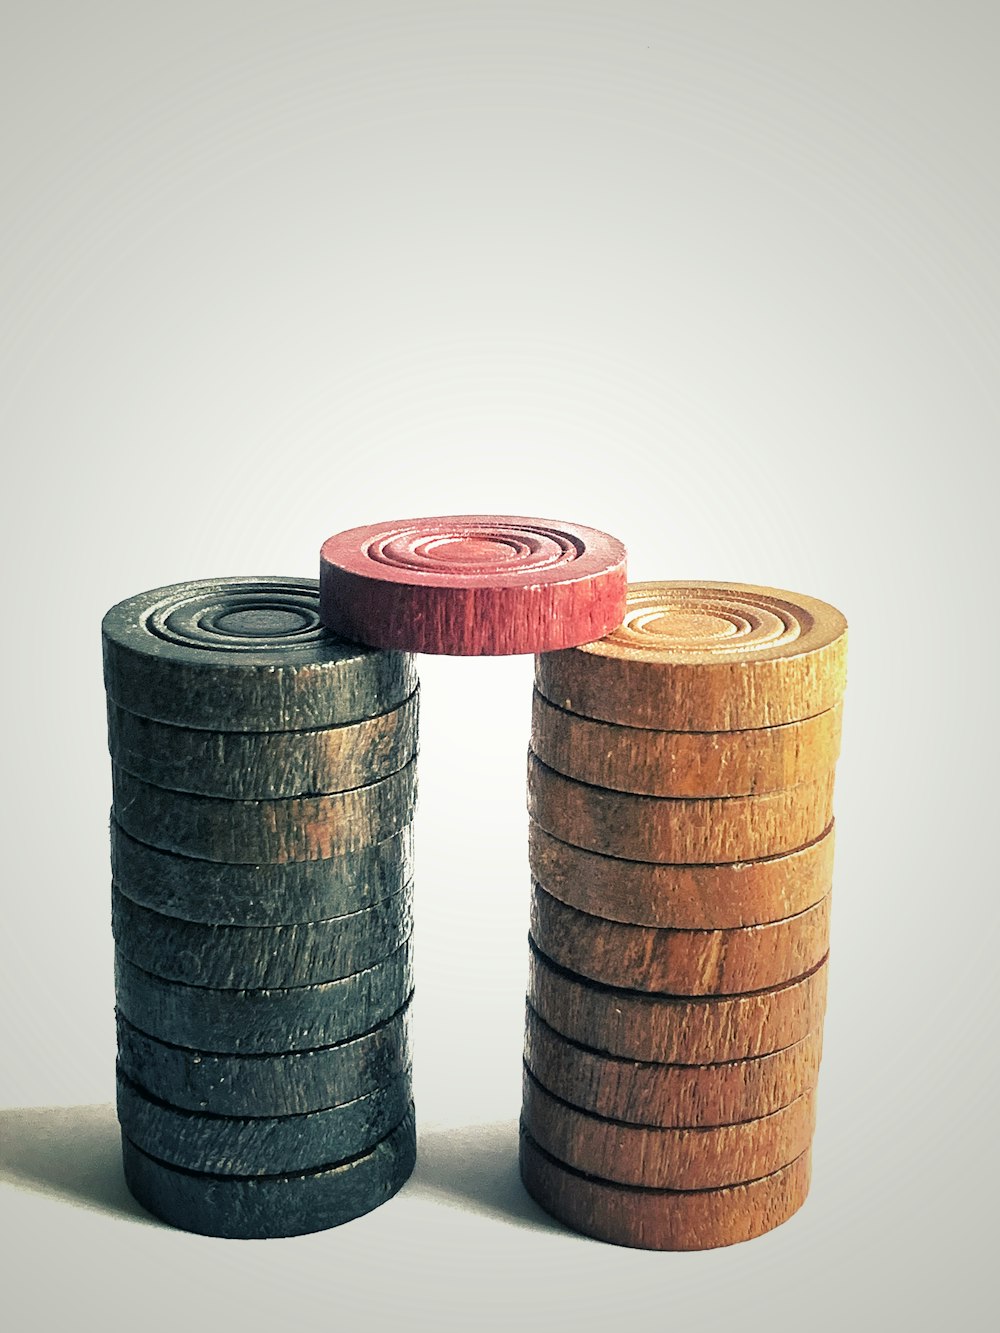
[102,577,419,1238]
[521,580,848,1250]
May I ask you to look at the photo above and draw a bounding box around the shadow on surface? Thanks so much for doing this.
[408,1118,560,1232]
[0,1104,154,1224]
[1,1107,559,1233]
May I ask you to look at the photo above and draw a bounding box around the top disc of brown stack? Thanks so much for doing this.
[319,516,627,655]
[535,581,847,730]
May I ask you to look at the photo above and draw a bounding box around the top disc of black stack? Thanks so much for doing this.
[102,577,416,730]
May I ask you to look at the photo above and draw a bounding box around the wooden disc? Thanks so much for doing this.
[528,943,828,1063]
[122,1107,416,1238]
[520,1130,811,1251]
[535,580,847,730]
[112,760,416,863]
[529,821,834,929]
[319,516,627,655]
[117,1067,412,1176]
[528,753,834,864]
[530,883,831,995]
[107,691,418,799]
[531,690,843,797]
[103,577,416,731]
[116,1004,411,1117]
[112,884,413,989]
[111,822,413,926]
[115,941,413,1053]
[524,1006,823,1128]
[521,1069,815,1190]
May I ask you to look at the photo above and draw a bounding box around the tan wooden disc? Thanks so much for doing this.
[521,1069,816,1190]
[529,883,831,995]
[527,944,828,1063]
[527,753,835,864]
[520,1130,811,1250]
[531,690,843,797]
[535,580,847,731]
[524,1006,823,1128]
[529,821,835,929]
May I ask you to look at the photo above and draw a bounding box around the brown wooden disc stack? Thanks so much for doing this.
[522,580,847,1250]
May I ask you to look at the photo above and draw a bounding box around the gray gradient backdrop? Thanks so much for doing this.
[0,3,995,1329]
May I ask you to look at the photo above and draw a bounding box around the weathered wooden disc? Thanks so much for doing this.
[116,1003,412,1117]
[528,753,834,864]
[122,1107,416,1239]
[529,883,831,995]
[521,1069,815,1191]
[529,821,835,929]
[112,884,413,989]
[117,1066,412,1176]
[111,821,413,926]
[103,577,416,731]
[107,691,418,799]
[112,760,416,863]
[531,690,843,797]
[528,943,828,1063]
[319,516,627,655]
[535,581,847,731]
[524,1006,823,1128]
[520,1130,811,1250]
[115,941,413,1053]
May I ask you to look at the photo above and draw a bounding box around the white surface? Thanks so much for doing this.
[0,3,996,1329]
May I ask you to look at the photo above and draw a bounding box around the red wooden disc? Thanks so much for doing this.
[319,516,627,655]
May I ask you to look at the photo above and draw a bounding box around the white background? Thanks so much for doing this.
[1,3,995,1329]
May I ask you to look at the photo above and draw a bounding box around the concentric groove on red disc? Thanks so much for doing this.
[366,523,585,577]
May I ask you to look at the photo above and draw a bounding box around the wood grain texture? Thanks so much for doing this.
[528,752,835,864]
[527,942,828,1063]
[122,1107,416,1239]
[529,883,831,995]
[520,1129,811,1250]
[319,516,627,655]
[529,821,835,929]
[107,692,418,798]
[524,1006,823,1128]
[535,580,847,731]
[116,1004,411,1117]
[521,1069,816,1190]
[111,821,413,926]
[117,1066,412,1176]
[112,760,416,863]
[112,884,413,989]
[531,690,842,797]
[103,577,417,731]
[115,941,413,1053]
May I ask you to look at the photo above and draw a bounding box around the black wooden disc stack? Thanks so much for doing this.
[102,577,418,1238]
